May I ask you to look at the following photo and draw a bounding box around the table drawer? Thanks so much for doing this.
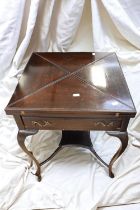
[22,116,122,131]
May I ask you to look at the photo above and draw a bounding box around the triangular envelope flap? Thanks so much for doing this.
[10,76,133,112]
[77,53,134,110]
[8,52,112,106]
[35,52,99,72]
[8,53,67,106]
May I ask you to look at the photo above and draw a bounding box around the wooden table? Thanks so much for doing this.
[5,52,136,181]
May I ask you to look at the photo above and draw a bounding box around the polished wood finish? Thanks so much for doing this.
[5,52,136,181]
[6,52,135,116]
[22,116,122,131]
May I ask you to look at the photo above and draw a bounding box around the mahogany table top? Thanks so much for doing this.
[5,52,136,117]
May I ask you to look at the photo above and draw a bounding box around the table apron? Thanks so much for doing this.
[21,116,124,131]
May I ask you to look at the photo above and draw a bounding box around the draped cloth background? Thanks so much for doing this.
[0,0,140,210]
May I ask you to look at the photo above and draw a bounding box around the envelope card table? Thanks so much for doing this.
[5,52,136,181]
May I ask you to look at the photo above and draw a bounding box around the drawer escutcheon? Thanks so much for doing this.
[94,121,114,127]
[32,120,52,127]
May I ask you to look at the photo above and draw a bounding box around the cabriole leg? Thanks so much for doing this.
[17,130,41,181]
[107,131,128,178]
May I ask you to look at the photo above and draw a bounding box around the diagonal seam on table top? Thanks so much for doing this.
[36,53,134,110]
[8,52,112,107]
[8,53,133,110]
[8,53,134,110]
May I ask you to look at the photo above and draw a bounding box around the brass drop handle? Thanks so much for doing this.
[32,120,52,127]
[94,122,114,127]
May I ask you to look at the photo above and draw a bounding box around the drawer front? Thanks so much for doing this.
[22,116,122,131]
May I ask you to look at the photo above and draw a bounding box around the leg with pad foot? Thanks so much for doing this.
[17,129,41,181]
[107,131,128,178]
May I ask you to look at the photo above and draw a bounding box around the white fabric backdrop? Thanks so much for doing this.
[0,0,140,210]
